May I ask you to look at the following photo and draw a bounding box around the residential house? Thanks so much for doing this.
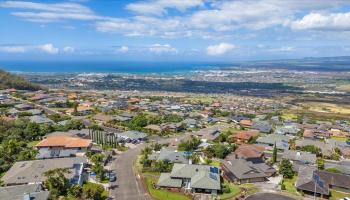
[117,130,148,143]
[226,144,265,161]
[0,184,49,200]
[282,150,316,171]
[239,119,252,128]
[221,159,276,184]
[275,124,300,135]
[35,135,92,159]
[144,124,162,134]
[29,115,54,125]
[14,103,33,110]
[149,149,189,164]
[296,166,350,197]
[295,139,333,157]
[66,106,93,116]
[230,130,259,144]
[161,122,184,133]
[93,113,114,124]
[256,134,290,150]
[251,120,272,133]
[157,164,221,194]
[1,157,88,186]
[182,118,198,129]
[193,127,221,141]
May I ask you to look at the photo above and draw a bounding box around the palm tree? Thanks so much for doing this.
[44,168,70,199]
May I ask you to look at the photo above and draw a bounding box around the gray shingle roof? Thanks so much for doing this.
[1,157,87,185]
[157,173,182,188]
[149,149,188,164]
[29,115,54,124]
[118,131,148,140]
[0,184,49,200]
[159,164,221,190]
[222,159,269,180]
[282,150,316,164]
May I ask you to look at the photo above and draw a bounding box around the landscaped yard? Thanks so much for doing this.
[330,189,350,200]
[144,175,191,200]
[239,183,259,195]
[331,136,349,142]
[282,176,300,196]
[218,182,241,199]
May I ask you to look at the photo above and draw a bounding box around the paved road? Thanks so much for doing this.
[110,134,191,200]
[245,193,296,200]
[109,144,150,200]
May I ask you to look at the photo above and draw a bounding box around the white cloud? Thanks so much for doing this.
[0,1,92,13]
[126,0,204,16]
[0,43,59,54]
[0,45,27,53]
[117,46,129,53]
[0,1,105,22]
[290,12,350,31]
[206,43,235,56]
[37,43,59,54]
[63,46,75,53]
[149,44,177,54]
[268,46,295,52]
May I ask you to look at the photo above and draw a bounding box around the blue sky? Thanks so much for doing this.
[0,0,350,61]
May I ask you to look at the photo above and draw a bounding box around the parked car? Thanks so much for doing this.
[109,172,117,182]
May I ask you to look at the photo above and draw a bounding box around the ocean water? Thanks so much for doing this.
[0,60,237,74]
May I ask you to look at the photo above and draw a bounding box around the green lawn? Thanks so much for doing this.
[239,183,259,195]
[331,136,349,142]
[218,182,241,199]
[144,176,191,200]
[283,176,300,195]
[210,160,221,167]
[330,190,350,200]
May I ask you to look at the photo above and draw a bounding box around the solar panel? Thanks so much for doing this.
[210,167,219,174]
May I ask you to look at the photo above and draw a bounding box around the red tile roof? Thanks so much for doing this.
[36,136,92,148]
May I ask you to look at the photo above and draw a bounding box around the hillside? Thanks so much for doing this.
[0,69,42,91]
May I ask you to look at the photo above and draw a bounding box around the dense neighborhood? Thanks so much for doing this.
[0,87,350,200]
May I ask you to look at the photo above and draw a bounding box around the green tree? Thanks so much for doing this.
[44,168,71,199]
[279,159,294,179]
[272,142,277,163]
[24,122,41,140]
[316,158,325,170]
[82,182,107,200]
[177,136,201,152]
[68,184,82,198]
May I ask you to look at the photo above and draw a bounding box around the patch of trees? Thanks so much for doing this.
[203,144,235,159]
[0,69,42,91]
[177,136,201,152]
[300,145,322,157]
[279,159,294,179]
[44,168,107,200]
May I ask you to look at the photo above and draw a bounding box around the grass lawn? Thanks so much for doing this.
[222,126,241,134]
[210,160,221,167]
[330,189,350,200]
[331,136,349,142]
[283,176,300,196]
[144,176,190,200]
[218,182,241,200]
[239,183,259,195]
[28,140,40,147]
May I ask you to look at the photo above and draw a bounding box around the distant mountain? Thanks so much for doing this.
[0,69,42,91]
